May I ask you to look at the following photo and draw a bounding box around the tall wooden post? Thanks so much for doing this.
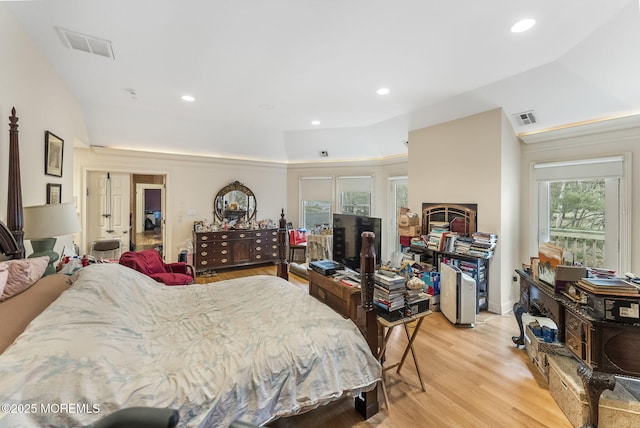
[7,108,24,258]
[276,209,289,280]
[355,231,379,418]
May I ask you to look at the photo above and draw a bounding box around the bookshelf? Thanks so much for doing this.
[408,245,490,312]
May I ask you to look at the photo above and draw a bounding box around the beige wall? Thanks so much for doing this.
[74,148,287,262]
[0,6,87,255]
[408,108,521,314]
[519,119,640,274]
[286,157,408,262]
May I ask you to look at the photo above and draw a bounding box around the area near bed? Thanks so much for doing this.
[0,263,380,427]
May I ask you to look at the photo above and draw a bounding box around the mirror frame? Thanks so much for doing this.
[213,180,257,222]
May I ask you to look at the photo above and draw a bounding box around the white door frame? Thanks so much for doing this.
[80,167,172,261]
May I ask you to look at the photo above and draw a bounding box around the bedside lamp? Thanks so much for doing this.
[24,202,81,276]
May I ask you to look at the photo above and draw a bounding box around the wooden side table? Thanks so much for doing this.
[377,310,431,408]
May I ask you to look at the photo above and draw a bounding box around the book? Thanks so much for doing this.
[374,272,406,286]
[576,278,639,295]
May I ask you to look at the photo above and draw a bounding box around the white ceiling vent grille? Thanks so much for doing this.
[513,110,537,126]
[56,27,115,59]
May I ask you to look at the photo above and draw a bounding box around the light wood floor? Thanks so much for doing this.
[196,265,572,428]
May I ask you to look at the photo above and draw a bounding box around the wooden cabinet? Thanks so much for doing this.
[193,229,279,273]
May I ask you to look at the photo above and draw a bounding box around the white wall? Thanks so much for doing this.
[74,147,287,262]
[408,108,519,314]
[519,117,640,274]
[0,6,87,255]
[286,156,408,263]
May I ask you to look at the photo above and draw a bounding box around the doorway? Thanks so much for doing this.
[86,171,166,258]
[131,175,166,255]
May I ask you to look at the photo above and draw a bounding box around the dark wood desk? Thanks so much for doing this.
[513,270,640,427]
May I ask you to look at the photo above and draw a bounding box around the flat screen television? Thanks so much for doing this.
[332,213,382,271]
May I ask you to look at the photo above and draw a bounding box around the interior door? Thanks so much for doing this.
[87,171,131,245]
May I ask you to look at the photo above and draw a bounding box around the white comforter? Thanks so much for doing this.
[0,264,380,427]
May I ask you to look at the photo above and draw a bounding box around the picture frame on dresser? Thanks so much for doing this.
[45,131,64,177]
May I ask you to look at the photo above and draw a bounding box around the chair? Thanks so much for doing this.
[91,239,123,260]
[288,227,307,263]
[119,249,195,285]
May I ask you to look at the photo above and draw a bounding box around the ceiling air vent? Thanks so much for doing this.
[513,110,537,126]
[320,150,329,157]
[56,27,115,60]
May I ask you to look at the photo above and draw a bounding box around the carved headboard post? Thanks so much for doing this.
[7,108,24,258]
[276,209,289,281]
[355,231,379,418]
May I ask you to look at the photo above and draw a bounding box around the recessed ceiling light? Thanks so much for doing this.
[181,95,195,102]
[376,87,390,95]
[511,18,536,33]
[311,120,321,125]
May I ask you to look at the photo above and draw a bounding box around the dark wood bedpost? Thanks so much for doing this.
[7,107,24,258]
[276,209,289,280]
[355,231,379,418]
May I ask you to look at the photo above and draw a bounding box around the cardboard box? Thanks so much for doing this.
[555,266,587,293]
[524,324,564,382]
[398,225,420,236]
[398,208,420,226]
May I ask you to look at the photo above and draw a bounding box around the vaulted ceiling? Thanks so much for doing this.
[5,0,640,162]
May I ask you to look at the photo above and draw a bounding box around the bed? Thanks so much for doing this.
[0,108,382,427]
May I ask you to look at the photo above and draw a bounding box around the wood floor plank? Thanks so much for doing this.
[196,265,572,428]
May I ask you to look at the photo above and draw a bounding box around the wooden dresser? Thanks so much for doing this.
[192,229,279,273]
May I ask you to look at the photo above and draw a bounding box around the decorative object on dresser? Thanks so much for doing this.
[23,202,81,276]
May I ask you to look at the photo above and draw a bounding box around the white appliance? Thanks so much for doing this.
[440,262,476,326]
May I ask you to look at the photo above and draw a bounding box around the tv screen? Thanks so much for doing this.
[332,213,382,271]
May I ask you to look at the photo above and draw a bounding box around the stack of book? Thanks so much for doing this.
[587,267,617,279]
[469,232,498,257]
[373,272,406,317]
[452,236,474,254]
[441,232,459,253]
[576,278,640,296]
[426,221,449,250]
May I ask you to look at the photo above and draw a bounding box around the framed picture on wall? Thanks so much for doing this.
[47,183,61,204]
[45,131,64,177]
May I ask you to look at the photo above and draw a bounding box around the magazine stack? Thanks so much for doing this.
[373,271,406,321]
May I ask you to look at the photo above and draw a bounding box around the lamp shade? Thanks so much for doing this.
[24,202,81,240]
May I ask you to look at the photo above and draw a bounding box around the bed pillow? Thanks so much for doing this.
[0,256,49,301]
[0,264,7,298]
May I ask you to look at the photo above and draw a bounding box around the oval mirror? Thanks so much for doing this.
[214,181,257,223]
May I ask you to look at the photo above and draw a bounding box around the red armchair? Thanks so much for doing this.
[119,250,195,285]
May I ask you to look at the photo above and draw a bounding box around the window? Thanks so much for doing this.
[387,177,408,256]
[533,156,629,273]
[300,177,333,230]
[337,176,372,216]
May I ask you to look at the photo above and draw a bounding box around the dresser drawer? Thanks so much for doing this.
[564,309,592,365]
[565,329,583,359]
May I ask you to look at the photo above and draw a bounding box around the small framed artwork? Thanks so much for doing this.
[47,183,62,204]
[45,131,64,177]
